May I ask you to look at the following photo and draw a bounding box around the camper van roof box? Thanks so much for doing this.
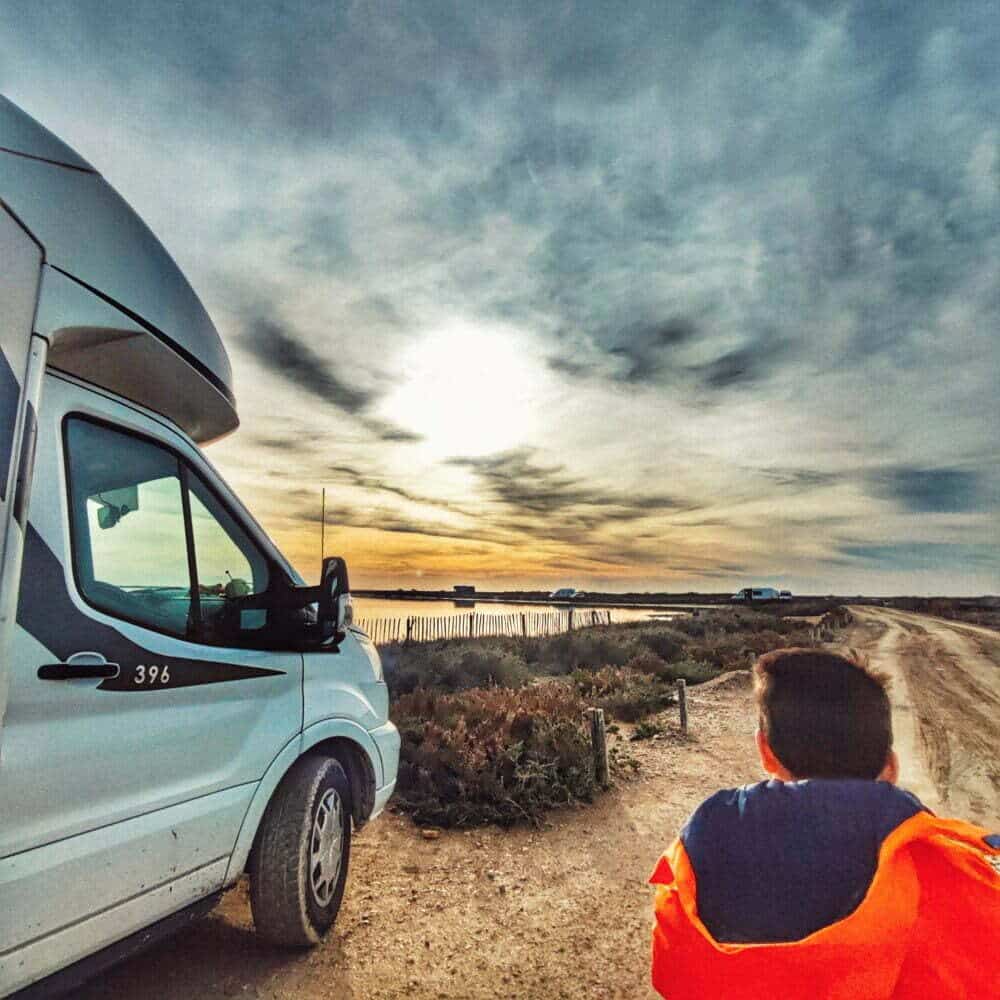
[0,96,237,442]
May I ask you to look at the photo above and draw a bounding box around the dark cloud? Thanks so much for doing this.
[450,448,691,523]
[546,356,591,379]
[326,464,467,514]
[243,319,373,413]
[288,195,355,273]
[867,467,987,514]
[838,542,1000,571]
[299,500,499,546]
[359,418,422,443]
[693,334,791,391]
[756,468,840,490]
[606,318,700,383]
[251,433,314,454]
[240,318,421,443]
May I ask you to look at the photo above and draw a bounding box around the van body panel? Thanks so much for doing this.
[0,96,92,170]
[224,714,392,887]
[36,267,236,444]
[0,101,237,443]
[0,785,251,962]
[0,149,231,401]
[0,858,230,996]
[303,631,389,734]
[0,205,44,744]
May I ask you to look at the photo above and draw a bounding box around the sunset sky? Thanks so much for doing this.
[2,2,998,595]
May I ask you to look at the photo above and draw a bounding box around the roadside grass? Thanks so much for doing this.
[383,610,822,827]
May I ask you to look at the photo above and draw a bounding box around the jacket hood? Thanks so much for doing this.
[650,805,1000,1000]
[678,779,925,943]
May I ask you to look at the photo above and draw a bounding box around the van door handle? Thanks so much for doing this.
[38,651,120,680]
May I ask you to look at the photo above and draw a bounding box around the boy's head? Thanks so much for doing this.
[753,647,898,782]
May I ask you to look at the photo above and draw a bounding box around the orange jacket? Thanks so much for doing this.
[650,812,1000,999]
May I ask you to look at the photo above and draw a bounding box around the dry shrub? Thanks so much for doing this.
[523,629,639,674]
[383,641,530,696]
[571,667,676,723]
[392,684,596,827]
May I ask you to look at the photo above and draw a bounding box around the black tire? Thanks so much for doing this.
[249,754,352,948]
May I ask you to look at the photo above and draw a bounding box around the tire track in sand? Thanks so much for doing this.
[850,607,999,827]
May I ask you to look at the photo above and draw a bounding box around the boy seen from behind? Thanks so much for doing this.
[650,647,1000,999]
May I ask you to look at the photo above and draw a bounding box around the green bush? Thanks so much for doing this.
[571,666,677,723]
[637,629,686,661]
[391,684,596,827]
[521,629,639,674]
[631,720,665,741]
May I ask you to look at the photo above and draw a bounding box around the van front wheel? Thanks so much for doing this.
[249,754,352,947]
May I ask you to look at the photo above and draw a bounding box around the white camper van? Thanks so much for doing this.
[0,97,399,996]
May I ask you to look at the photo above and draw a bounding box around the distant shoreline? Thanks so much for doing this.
[353,589,731,609]
[353,590,1000,611]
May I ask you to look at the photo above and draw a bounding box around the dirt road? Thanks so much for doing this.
[77,673,760,1000]
[849,607,1000,827]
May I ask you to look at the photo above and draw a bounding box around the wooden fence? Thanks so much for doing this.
[355,608,614,646]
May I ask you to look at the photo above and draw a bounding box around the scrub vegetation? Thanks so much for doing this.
[383,611,822,827]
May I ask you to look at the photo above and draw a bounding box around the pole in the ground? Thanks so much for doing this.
[677,678,688,734]
[588,707,609,788]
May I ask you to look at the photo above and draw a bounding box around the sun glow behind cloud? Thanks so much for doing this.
[378,322,546,459]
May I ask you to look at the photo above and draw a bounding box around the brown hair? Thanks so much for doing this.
[753,647,892,780]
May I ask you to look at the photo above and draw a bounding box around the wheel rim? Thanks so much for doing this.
[309,788,344,907]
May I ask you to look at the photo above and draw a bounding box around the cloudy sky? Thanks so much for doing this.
[2,1,998,594]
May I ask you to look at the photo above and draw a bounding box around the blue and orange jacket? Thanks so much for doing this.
[650,780,1000,999]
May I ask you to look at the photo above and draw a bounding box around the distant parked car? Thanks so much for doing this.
[779,590,793,600]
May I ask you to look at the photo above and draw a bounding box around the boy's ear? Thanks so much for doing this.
[878,750,899,784]
[756,729,795,781]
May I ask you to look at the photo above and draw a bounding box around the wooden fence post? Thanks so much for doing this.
[568,607,574,630]
[469,612,475,638]
[588,707,609,788]
[405,617,413,644]
[676,679,688,735]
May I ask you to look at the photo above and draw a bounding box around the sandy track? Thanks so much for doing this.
[849,607,1000,827]
[76,674,760,1000]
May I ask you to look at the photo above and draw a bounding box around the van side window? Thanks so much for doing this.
[65,417,275,647]
[187,470,270,644]
[65,419,194,637]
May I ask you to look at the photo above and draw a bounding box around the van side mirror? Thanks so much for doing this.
[319,556,352,638]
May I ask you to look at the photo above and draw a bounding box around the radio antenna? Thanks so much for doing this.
[320,487,326,564]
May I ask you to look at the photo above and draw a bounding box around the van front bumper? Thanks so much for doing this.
[371,779,397,820]
[369,720,400,819]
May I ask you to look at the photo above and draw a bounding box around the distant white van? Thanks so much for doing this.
[0,97,399,995]
[732,587,781,602]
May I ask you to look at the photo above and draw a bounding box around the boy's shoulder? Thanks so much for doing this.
[676,781,930,944]
[682,778,925,847]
